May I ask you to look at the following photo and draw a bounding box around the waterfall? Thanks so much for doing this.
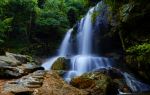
[80,8,94,55]
[41,56,60,70]
[58,29,73,56]
[41,1,150,93]
[42,29,73,70]
[123,72,150,92]
[63,2,113,82]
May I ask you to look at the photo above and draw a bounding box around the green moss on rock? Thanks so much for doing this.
[51,57,68,70]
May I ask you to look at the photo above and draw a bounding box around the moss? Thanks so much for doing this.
[119,2,135,22]
[92,11,99,23]
[70,72,112,95]
[51,57,68,70]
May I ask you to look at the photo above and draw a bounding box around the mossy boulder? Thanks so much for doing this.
[70,68,132,95]
[70,72,113,95]
[51,57,69,70]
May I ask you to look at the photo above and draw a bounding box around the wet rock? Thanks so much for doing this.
[1,71,88,95]
[70,69,132,95]
[107,68,123,79]
[3,70,45,93]
[0,63,44,78]
[51,57,69,70]
[113,78,131,93]
[0,56,21,66]
[70,72,112,95]
[6,52,38,64]
[94,67,123,79]
[53,70,67,77]
[0,52,44,78]
[34,71,88,95]
[119,2,135,22]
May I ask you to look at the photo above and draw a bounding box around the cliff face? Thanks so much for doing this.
[100,0,150,82]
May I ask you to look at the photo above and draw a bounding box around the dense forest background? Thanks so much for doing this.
[0,0,99,56]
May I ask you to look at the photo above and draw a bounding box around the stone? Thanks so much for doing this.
[0,52,44,78]
[0,64,44,78]
[5,52,38,64]
[0,56,21,66]
[3,70,46,93]
[1,71,88,95]
[70,72,112,95]
[51,57,68,70]
[34,71,88,95]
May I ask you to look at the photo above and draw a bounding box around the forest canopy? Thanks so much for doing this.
[0,0,99,56]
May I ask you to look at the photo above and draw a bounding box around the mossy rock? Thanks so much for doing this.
[51,57,68,70]
[70,72,113,95]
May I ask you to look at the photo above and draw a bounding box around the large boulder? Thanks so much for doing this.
[1,71,88,95]
[5,52,39,64]
[0,52,44,78]
[70,72,113,95]
[3,70,45,94]
[70,68,132,95]
[51,57,69,70]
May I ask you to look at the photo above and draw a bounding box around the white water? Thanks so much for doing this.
[41,56,59,70]
[63,3,113,82]
[123,72,150,92]
[80,8,94,55]
[58,29,73,56]
[41,1,150,93]
[42,29,73,70]
[64,55,112,82]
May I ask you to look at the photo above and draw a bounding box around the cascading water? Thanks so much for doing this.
[123,72,150,92]
[58,29,73,56]
[80,8,94,55]
[63,2,113,82]
[42,1,150,93]
[42,56,59,70]
[42,29,73,70]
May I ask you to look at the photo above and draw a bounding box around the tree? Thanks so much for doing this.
[2,0,37,42]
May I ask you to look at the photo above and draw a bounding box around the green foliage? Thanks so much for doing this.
[0,0,96,55]
[0,18,12,44]
[126,43,150,66]
[104,0,128,12]
[127,43,150,55]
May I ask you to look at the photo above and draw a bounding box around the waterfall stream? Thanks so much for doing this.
[58,29,73,56]
[42,1,150,94]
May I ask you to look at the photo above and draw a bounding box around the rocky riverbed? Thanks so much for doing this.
[1,53,150,95]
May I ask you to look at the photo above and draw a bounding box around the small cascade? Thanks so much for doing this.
[80,8,94,55]
[41,56,59,70]
[42,29,73,70]
[64,55,113,82]
[58,29,73,56]
[123,72,150,92]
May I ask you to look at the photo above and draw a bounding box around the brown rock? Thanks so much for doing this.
[34,71,88,95]
[70,72,112,95]
[1,71,88,95]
